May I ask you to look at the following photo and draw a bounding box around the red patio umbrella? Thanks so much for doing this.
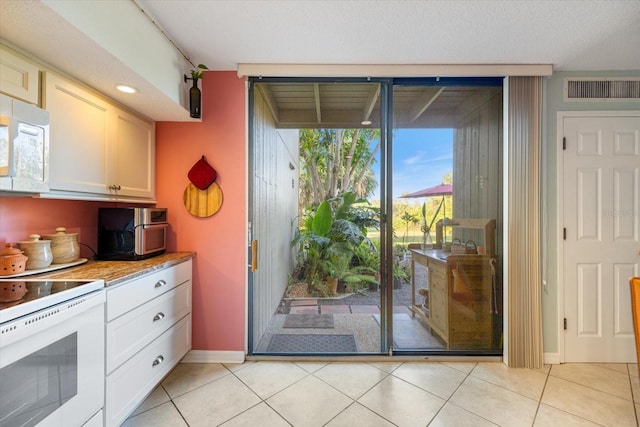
[402,183,452,199]
[401,183,453,231]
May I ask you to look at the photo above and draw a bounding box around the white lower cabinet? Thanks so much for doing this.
[104,260,192,427]
[106,282,192,374]
[83,410,104,427]
[105,315,191,427]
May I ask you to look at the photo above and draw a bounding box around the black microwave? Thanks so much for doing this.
[97,208,168,260]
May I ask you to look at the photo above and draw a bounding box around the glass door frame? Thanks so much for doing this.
[247,76,393,356]
[247,76,504,356]
[389,76,505,356]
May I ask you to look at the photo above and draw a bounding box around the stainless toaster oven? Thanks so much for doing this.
[97,207,168,260]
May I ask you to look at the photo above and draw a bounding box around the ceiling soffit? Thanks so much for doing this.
[256,82,502,129]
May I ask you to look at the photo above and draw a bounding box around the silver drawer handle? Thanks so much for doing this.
[154,279,167,288]
[153,312,165,322]
[152,355,164,367]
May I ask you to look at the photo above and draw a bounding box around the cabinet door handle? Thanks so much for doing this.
[155,279,167,288]
[109,184,122,190]
[153,312,165,322]
[152,355,164,367]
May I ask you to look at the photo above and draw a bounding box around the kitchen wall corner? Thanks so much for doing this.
[156,71,247,352]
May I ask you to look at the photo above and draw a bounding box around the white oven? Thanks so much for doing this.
[0,280,105,427]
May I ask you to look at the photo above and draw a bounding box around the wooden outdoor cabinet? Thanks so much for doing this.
[411,250,499,350]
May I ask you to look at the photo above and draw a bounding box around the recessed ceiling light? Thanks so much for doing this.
[361,120,372,126]
[116,84,138,94]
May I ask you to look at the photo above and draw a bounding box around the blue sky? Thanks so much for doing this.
[370,128,453,200]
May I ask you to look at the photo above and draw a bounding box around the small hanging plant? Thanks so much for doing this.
[190,64,209,81]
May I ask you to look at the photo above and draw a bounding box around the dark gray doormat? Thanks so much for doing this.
[283,314,334,328]
[267,334,358,353]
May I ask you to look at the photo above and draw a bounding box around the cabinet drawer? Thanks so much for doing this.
[106,281,192,374]
[107,260,192,320]
[105,314,191,427]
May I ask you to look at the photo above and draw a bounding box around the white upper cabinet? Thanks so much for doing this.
[43,72,111,196]
[42,71,155,201]
[0,44,40,105]
[113,108,155,199]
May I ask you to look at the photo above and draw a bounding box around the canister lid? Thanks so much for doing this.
[43,227,78,240]
[0,243,23,256]
[18,234,51,246]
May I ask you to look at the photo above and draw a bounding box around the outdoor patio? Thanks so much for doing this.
[255,264,447,353]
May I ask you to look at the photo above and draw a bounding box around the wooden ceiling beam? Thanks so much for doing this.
[409,87,445,123]
[362,84,380,122]
[454,88,500,117]
[314,83,322,124]
[256,84,280,124]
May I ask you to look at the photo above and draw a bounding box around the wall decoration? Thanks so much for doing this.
[183,155,223,217]
[184,64,209,118]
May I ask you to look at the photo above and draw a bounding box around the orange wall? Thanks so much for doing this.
[0,198,114,258]
[156,71,246,351]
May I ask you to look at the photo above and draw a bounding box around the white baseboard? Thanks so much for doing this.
[544,352,561,365]
[181,350,245,364]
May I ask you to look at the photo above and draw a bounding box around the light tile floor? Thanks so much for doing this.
[123,361,640,427]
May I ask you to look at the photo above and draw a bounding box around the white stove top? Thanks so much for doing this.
[0,279,104,323]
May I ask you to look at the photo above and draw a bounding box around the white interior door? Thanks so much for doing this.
[563,114,640,363]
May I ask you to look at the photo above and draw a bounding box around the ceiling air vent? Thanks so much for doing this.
[564,77,640,102]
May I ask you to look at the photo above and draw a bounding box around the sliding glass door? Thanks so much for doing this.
[247,77,504,356]
[390,79,504,353]
[248,78,388,355]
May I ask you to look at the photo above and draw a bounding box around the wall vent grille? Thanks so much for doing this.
[564,77,640,102]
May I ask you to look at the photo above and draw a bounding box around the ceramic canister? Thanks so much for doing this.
[43,227,80,264]
[17,234,53,270]
[0,243,28,276]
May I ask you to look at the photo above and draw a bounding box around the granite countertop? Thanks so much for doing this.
[34,252,196,286]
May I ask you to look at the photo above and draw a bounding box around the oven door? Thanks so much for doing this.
[135,223,168,256]
[0,291,105,427]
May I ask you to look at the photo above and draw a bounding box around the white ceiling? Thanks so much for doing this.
[138,0,640,71]
[1,0,639,121]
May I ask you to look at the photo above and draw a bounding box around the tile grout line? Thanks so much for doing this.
[530,364,553,426]
[426,362,499,426]
[202,362,300,426]
[169,398,191,427]
[127,361,635,426]
[547,369,636,403]
[297,360,408,426]
[313,361,397,424]
[627,363,640,425]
